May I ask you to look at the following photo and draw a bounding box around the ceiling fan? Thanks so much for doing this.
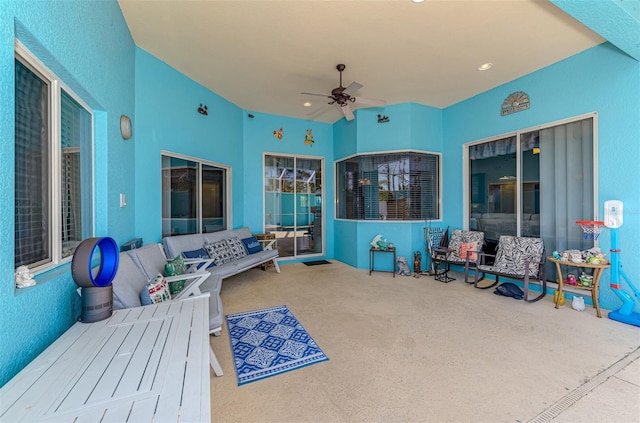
[301,64,386,121]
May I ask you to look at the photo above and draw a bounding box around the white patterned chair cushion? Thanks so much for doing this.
[445,230,485,263]
[226,236,248,260]
[478,235,544,277]
[205,240,234,266]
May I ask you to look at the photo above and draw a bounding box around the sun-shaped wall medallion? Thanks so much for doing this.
[501,91,530,116]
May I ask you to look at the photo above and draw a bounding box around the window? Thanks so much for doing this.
[161,153,229,237]
[15,43,93,271]
[467,115,596,278]
[336,152,440,221]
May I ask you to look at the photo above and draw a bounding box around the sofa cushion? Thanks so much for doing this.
[111,253,149,310]
[164,255,187,295]
[182,247,214,270]
[205,240,234,266]
[140,273,172,305]
[242,236,263,254]
[226,236,248,259]
[460,242,478,261]
[163,233,206,261]
[127,244,170,281]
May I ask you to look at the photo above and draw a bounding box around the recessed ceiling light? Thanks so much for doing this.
[303,102,312,107]
[411,0,425,3]
[478,63,493,71]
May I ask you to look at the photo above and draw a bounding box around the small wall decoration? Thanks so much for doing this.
[304,129,314,147]
[273,127,283,140]
[501,91,530,116]
[197,104,208,115]
[377,114,389,123]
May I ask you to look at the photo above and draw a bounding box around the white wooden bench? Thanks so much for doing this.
[0,295,214,422]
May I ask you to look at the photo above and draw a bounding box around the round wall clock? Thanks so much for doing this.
[120,115,132,140]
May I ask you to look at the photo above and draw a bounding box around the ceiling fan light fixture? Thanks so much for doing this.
[478,62,493,71]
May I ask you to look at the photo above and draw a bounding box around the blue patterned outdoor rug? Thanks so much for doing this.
[226,305,329,385]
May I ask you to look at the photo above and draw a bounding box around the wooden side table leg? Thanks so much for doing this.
[554,262,564,309]
[592,268,602,318]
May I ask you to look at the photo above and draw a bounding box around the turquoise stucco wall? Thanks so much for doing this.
[333,103,444,271]
[242,111,334,259]
[1,0,639,390]
[0,0,135,387]
[444,42,640,312]
[133,48,245,244]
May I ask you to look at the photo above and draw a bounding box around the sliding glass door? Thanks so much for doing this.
[467,115,596,279]
[264,154,323,258]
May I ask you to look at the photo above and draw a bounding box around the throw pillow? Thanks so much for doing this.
[164,255,187,295]
[204,240,234,266]
[182,247,215,269]
[459,242,478,261]
[141,274,172,305]
[242,236,263,254]
[226,236,248,259]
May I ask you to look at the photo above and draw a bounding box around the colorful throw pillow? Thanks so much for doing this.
[242,236,263,254]
[182,247,215,269]
[459,242,478,261]
[226,236,248,259]
[204,240,234,266]
[164,255,187,295]
[141,274,172,305]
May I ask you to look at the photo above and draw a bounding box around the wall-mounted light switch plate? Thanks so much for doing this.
[120,193,126,208]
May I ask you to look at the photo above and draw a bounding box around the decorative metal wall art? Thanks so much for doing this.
[304,129,314,146]
[501,91,530,116]
[273,127,283,140]
[197,104,208,115]
[377,114,390,123]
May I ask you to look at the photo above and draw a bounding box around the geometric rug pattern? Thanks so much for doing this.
[225,305,329,386]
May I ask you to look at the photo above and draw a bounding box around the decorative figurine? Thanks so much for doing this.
[572,296,586,311]
[397,256,411,276]
[15,265,36,288]
[376,239,388,251]
[413,251,422,277]
[304,129,314,146]
[371,235,383,249]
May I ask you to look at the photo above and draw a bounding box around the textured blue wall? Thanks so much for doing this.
[242,111,334,259]
[2,0,639,390]
[444,42,640,312]
[333,103,445,271]
[133,49,245,244]
[0,0,135,387]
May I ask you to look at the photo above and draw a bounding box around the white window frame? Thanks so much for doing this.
[334,149,442,222]
[15,40,95,274]
[462,112,599,235]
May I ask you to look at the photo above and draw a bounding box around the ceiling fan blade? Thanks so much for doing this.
[353,97,386,107]
[341,104,355,121]
[301,92,332,98]
[343,81,363,96]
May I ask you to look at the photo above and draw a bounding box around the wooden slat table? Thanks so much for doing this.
[548,256,610,317]
[0,295,211,422]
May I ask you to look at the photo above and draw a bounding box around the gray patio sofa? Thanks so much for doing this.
[111,245,224,335]
[162,227,281,279]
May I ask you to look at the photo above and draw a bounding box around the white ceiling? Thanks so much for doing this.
[118,0,604,123]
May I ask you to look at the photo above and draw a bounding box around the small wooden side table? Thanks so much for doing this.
[548,256,610,318]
